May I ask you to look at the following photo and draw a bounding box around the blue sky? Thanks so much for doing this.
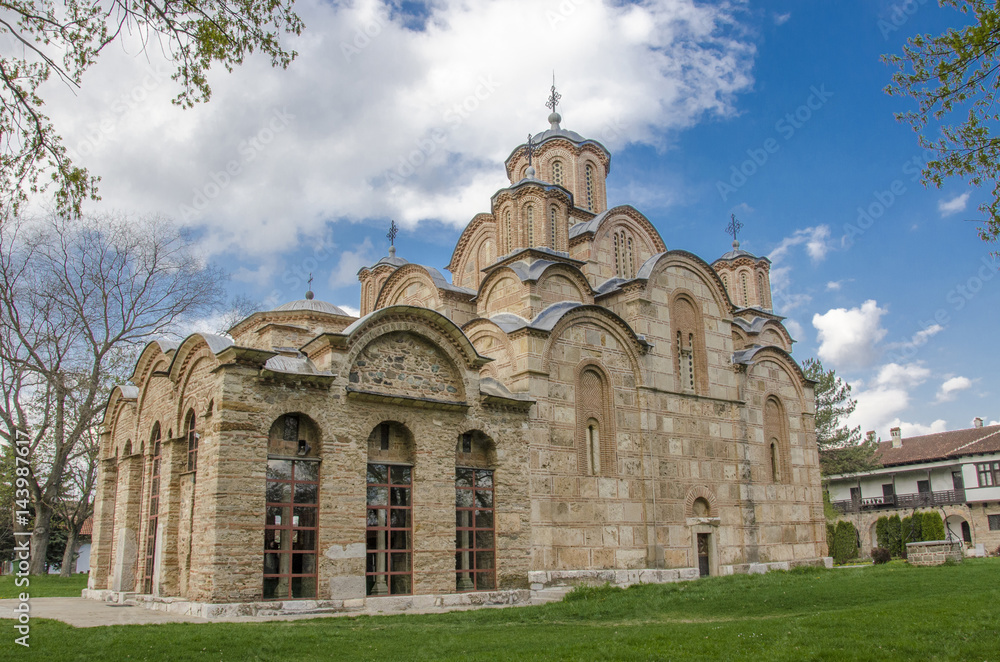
[54,0,998,437]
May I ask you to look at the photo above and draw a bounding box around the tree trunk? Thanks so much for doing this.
[60,526,79,577]
[28,503,52,575]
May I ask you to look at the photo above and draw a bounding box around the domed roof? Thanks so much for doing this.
[271,299,349,316]
[373,254,408,268]
[714,240,768,263]
[359,245,409,274]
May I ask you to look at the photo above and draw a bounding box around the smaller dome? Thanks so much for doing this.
[716,241,763,262]
[271,299,349,316]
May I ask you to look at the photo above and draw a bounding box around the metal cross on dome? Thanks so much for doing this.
[526,133,535,165]
[726,214,743,243]
[545,73,561,114]
[386,219,398,246]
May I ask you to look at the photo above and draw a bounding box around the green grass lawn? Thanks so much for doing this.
[0,573,88,599]
[9,560,1000,661]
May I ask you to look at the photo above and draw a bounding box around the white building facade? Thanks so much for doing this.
[827,420,1000,556]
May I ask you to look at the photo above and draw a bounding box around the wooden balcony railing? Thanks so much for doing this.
[831,488,966,514]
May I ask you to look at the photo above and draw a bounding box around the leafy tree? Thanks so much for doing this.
[0,213,226,573]
[802,358,879,475]
[884,0,1000,249]
[0,0,303,215]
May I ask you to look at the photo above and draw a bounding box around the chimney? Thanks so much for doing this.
[974,417,983,429]
[890,427,902,448]
[866,430,876,443]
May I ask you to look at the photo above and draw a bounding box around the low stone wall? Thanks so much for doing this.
[528,568,700,591]
[906,540,963,566]
[527,558,832,591]
[82,588,530,618]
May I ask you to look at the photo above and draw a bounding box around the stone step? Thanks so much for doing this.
[529,586,574,606]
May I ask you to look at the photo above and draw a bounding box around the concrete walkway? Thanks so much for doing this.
[0,595,533,628]
[0,597,211,627]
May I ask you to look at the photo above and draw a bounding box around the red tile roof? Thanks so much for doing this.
[875,425,1000,467]
[79,517,93,537]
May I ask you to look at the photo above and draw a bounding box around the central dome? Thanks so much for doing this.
[271,299,349,316]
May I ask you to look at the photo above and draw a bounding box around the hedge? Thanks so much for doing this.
[832,520,859,565]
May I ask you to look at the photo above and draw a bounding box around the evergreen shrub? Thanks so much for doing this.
[921,511,945,541]
[887,515,902,557]
[832,521,859,564]
[871,546,891,564]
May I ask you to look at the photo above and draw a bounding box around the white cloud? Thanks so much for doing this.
[767,226,832,313]
[873,362,930,390]
[892,418,948,438]
[784,318,804,341]
[184,313,231,338]
[938,192,970,216]
[826,280,842,291]
[329,238,375,288]
[339,305,361,318]
[936,376,972,403]
[847,384,910,437]
[812,299,887,370]
[989,419,1000,426]
[846,363,932,436]
[48,0,757,256]
[770,225,833,264]
[773,12,791,25]
[910,324,944,346]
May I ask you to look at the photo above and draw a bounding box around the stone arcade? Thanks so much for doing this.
[87,99,829,614]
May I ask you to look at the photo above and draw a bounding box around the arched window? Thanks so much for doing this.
[764,397,789,484]
[504,210,512,253]
[552,160,564,185]
[576,365,614,476]
[741,272,750,307]
[455,431,496,591]
[365,421,414,596]
[614,233,621,276]
[185,411,198,472]
[586,419,601,476]
[769,441,780,482]
[677,332,695,391]
[264,413,319,600]
[526,205,534,247]
[585,164,595,211]
[613,229,634,278]
[758,273,768,308]
[550,206,558,250]
[670,294,706,394]
[142,423,161,594]
[721,274,728,291]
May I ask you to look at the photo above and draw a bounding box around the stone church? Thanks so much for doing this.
[87,94,828,611]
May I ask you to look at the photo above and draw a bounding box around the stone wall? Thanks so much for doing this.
[349,331,464,402]
[906,540,963,566]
